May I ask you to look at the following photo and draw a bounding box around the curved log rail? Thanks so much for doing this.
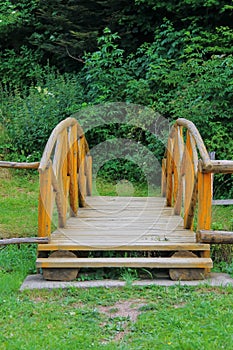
[38,117,92,238]
[162,118,233,233]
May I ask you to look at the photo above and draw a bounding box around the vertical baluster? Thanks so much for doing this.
[185,134,199,229]
[173,126,180,205]
[86,154,92,196]
[174,127,184,215]
[68,124,78,216]
[60,130,68,226]
[161,159,167,197]
[184,131,195,228]
[78,136,87,207]
[166,137,174,207]
[38,162,52,237]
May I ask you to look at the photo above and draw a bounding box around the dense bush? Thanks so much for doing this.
[1,69,85,161]
[1,25,232,192]
[82,26,233,154]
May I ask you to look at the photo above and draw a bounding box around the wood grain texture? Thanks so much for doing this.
[197,230,233,244]
[36,257,213,269]
[86,155,92,196]
[166,137,173,207]
[78,137,87,207]
[0,237,48,246]
[212,199,233,205]
[169,251,206,280]
[38,242,210,251]
[37,196,210,253]
[0,161,39,169]
[176,118,212,170]
[68,124,78,216]
[35,117,233,276]
[42,250,79,281]
[202,160,233,174]
[197,171,212,230]
[38,163,52,237]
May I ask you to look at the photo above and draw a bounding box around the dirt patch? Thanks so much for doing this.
[99,299,146,343]
[195,287,231,295]
[0,168,11,179]
[173,302,187,309]
[0,225,9,239]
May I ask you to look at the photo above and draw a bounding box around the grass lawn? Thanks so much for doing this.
[0,248,233,350]
[0,169,233,349]
[0,243,233,350]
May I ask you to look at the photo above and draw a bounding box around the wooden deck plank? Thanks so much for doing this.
[36,257,213,269]
[39,196,210,254]
[38,242,210,251]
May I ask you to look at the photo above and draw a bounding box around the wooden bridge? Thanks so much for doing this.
[1,117,233,281]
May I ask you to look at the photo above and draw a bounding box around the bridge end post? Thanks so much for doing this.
[38,164,52,238]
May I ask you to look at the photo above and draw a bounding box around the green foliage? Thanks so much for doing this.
[0,0,21,31]
[0,5,232,192]
[1,23,233,190]
[83,28,130,103]
[1,0,232,77]
[0,46,43,88]
[81,25,233,163]
[0,0,37,34]
[1,69,85,160]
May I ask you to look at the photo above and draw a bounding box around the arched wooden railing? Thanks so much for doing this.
[162,118,233,234]
[38,117,92,238]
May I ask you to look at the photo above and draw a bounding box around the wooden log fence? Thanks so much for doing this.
[0,161,39,169]
[0,237,49,246]
[197,231,233,244]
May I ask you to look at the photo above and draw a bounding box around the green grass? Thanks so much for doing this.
[212,205,233,231]
[0,250,233,350]
[93,178,161,197]
[1,171,233,349]
[0,169,39,238]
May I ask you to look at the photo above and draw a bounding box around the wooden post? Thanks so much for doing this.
[197,170,212,231]
[184,132,195,228]
[174,127,184,215]
[38,163,52,237]
[166,137,173,207]
[68,125,78,216]
[86,155,92,196]
[61,130,68,224]
[78,136,86,207]
[161,159,166,197]
[173,128,181,206]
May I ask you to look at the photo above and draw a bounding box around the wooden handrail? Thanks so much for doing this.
[162,118,233,233]
[39,117,82,171]
[38,117,92,238]
[176,118,212,170]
